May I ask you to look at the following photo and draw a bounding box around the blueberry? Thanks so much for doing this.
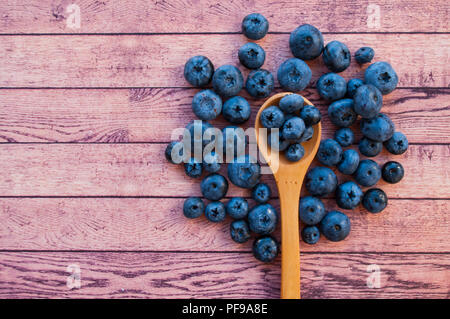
[362,188,388,213]
[260,105,285,128]
[277,58,312,92]
[248,203,278,235]
[252,183,271,203]
[337,149,360,175]
[227,155,261,189]
[354,159,381,187]
[299,196,326,225]
[347,78,364,98]
[358,137,382,157]
[322,41,351,73]
[382,161,404,184]
[245,69,274,98]
[334,128,354,147]
[165,141,184,164]
[336,181,363,210]
[184,157,202,178]
[289,24,324,60]
[353,84,383,119]
[305,166,338,197]
[205,201,226,222]
[299,105,321,126]
[242,13,269,40]
[222,96,251,124]
[285,143,305,162]
[184,56,214,87]
[355,47,375,65]
[183,197,205,219]
[319,211,351,242]
[201,173,228,201]
[191,89,222,121]
[185,120,213,152]
[279,94,304,114]
[212,65,244,97]
[301,225,320,244]
[384,132,409,155]
[253,236,278,262]
[281,116,305,141]
[360,113,395,142]
[238,42,266,69]
[316,73,347,101]
[364,61,398,95]
[226,197,249,219]
[268,130,290,151]
[327,98,357,127]
[222,126,247,158]
[317,139,343,166]
[230,220,252,243]
[203,151,221,173]
[296,126,314,143]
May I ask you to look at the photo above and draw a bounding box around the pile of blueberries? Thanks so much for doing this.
[165,13,408,262]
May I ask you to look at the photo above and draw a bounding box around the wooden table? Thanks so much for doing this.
[0,0,448,298]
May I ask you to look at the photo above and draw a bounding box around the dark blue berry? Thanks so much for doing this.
[305,166,338,197]
[317,139,343,166]
[334,128,354,147]
[252,183,271,203]
[245,69,274,98]
[337,149,360,175]
[360,113,395,142]
[347,78,364,98]
[242,13,269,40]
[212,65,244,98]
[279,94,304,114]
[301,225,320,244]
[317,73,347,101]
[230,220,252,243]
[285,143,305,162]
[289,24,324,60]
[384,132,408,155]
[354,159,381,187]
[328,98,357,127]
[192,89,222,121]
[248,203,278,235]
[252,236,278,262]
[359,137,383,157]
[322,41,351,72]
[222,96,251,124]
[336,181,363,210]
[226,197,249,219]
[382,161,404,184]
[227,155,261,189]
[201,173,228,201]
[362,188,388,213]
[238,42,266,69]
[183,197,205,219]
[320,211,351,242]
[364,61,398,95]
[277,58,312,92]
[299,105,321,126]
[205,201,226,222]
[353,84,383,119]
[184,157,202,178]
[260,105,285,128]
[355,47,374,64]
[184,56,214,87]
[299,196,326,225]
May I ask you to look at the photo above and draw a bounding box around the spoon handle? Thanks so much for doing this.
[277,176,304,299]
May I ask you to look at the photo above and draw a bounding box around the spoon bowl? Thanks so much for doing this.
[255,92,321,299]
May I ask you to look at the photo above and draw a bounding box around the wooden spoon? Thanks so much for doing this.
[255,92,322,299]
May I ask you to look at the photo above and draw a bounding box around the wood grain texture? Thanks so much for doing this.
[0,251,448,298]
[0,0,448,33]
[0,143,446,198]
[0,198,448,253]
[0,34,448,87]
[0,88,448,143]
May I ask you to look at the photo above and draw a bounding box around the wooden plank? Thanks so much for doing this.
[0,0,448,33]
[0,251,448,298]
[0,144,447,198]
[0,198,448,253]
[0,34,448,88]
[0,88,448,143]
